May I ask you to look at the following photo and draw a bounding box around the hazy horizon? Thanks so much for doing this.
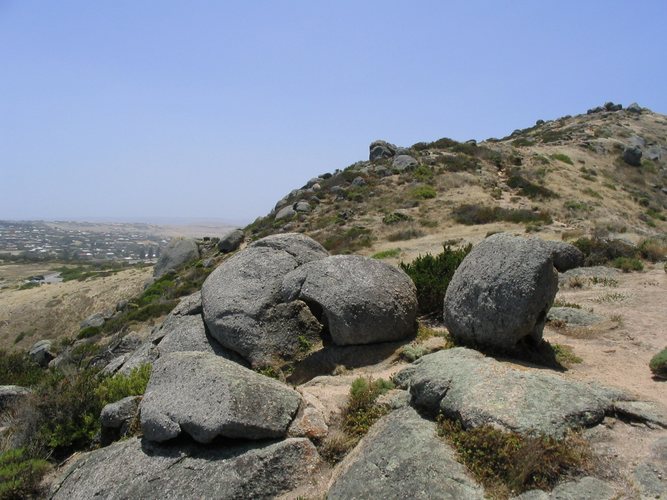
[2,1,666,222]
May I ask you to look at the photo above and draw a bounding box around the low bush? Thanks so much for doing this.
[322,226,374,254]
[77,325,101,339]
[573,237,637,266]
[441,154,479,172]
[371,248,401,259]
[611,257,643,272]
[507,174,558,199]
[551,153,573,165]
[0,448,50,500]
[638,238,667,262]
[452,204,552,226]
[382,212,412,225]
[0,350,44,387]
[649,347,667,379]
[342,377,394,438]
[412,164,434,183]
[411,185,437,200]
[95,364,152,407]
[438,418,592,497]
[387,228,425,242]
[400,244,472,315]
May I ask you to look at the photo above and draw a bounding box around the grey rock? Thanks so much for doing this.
[202,237,326,366]
[217,228,244,253]
[281,255,418,346]
[537,239,584,272]
[628,135,646,148]
[392,154,418,172]
[328,406,484,499]
[443,233,558,350]
[154,238,199,278]
[547,307,603,327]
[369,139,397,161]
[559,266,620,286]
[248,232,329,265]
[156,314,231,358]
[536,119,546,126]
[170,291,202,316]
[275,205,297,220]
[395,347,619,437]
[351,176,366,187]
[116,341,159,376]
[80,313,105,329]
[0,385,31,412]
[647,145,664,162]
[100,395,141,430]
[612,401,667,428]
[50,436,321,500]
[29,339,54,367]
[294,201,311,213]
[140,352,301,443]
[550,476,616,499]
[374,165,390,177]
[604,102,622,111]
[627,102,642,114]
[633,437,667,498]
[115,300,129,312]
[623,146,643,166]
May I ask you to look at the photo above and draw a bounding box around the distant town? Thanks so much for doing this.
[0,220,167,263]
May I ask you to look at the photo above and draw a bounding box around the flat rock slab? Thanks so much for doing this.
[50,436,321,500]
[140,352,301,443]
[633,436,667,499]
[559,266,620,286]
[281,255,418,345]
[328,406,484,499]
[547,307,603,327]
[612,400,667,428]
[156,314,238,361]
[514,476,616,499]
[395,348,625,438]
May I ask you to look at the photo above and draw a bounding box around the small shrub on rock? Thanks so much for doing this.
[0,448,50,500]
[649,347,667,379]
[343,377,394,439]
[611,257,643,272]
[95,364,152,407]
[400,245,472,315]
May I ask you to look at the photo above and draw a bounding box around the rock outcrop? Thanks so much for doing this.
[140,352,302,443]
[328,407,484,499]
[154,238,199,278]
[537,239,584,272]
[443,233,558,350]
[369,140,397,161]
[217,228,244,253]
[281,255,418,345]
[395,347,625,437]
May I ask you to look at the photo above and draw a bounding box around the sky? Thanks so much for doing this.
[1,1,666,225]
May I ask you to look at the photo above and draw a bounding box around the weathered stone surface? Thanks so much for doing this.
[156,314,235,358]
[294,201,311,213]
[633,437,667,498]
[559,266,620,286]
[287,392,328,440]
[514,477,616,499]
[202,235,327,366]
[627,102,642,114]
[537,240,584,272]
[612,401,667,428]
[218,228,244,253]
[248,233,329,265]
[275,205,297,220]
[392,154,418,171]
[169,291,202,316]
[0,385,31,412]
[623,145,643,166]
[141,352,301,443]
[80,313,105,329]
[29,339,54,367]
[50,436,321,500]
[101,396,141,430]
[115,341,159,376]
[369,139,397,161]
[395,348,621,437]
[281,255,418,346]
[443,233,558,350]
[328,407,484,499]
[547,307,603,327]
[154,238,199,278]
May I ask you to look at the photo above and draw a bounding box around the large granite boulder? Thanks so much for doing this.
[50,436,321,500]
[281,255,418,345]
[395,348,625,438]
[155,314,232,357]
[622,146,642,166]
[154,238,199,278]
[140,352,302,443]
[369,140,397,161]
[202,234,328,367]
[29,339,54,367]
[392,154,418,172]
[328,406,483,499]
[100,395,141,444]
[218,228,244,253]
[537,240,584,272]
[547,307,603,327]
[443,233,558,350]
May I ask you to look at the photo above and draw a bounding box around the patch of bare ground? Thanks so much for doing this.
[544,263,667,404]
[0,263,152,350]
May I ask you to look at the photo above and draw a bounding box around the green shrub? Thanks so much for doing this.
[511,137,535,147]
[400,244,472,315]
[441,154,479,172]
[0,448,50,500]
[550,344,583,366]
[507,175,558,199]
[0,350,44,387]
[95,364,152,407]
[638,238,667,262]
[411,185,437,199]
[343,377,394,438]
[382,212,412,225]
[77,325,101,339]
[322,226,374,254]
[551,153,573,165]
[573,237,638,266]
[438,418,592,497]
[371,248,401,259]
[387,228,425,241]
[649,348,667,378]
[452,204,552,226]
[413,164,434,183]
[611,257,644,272]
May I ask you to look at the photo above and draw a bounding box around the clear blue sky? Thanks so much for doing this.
[1,1,665,225]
